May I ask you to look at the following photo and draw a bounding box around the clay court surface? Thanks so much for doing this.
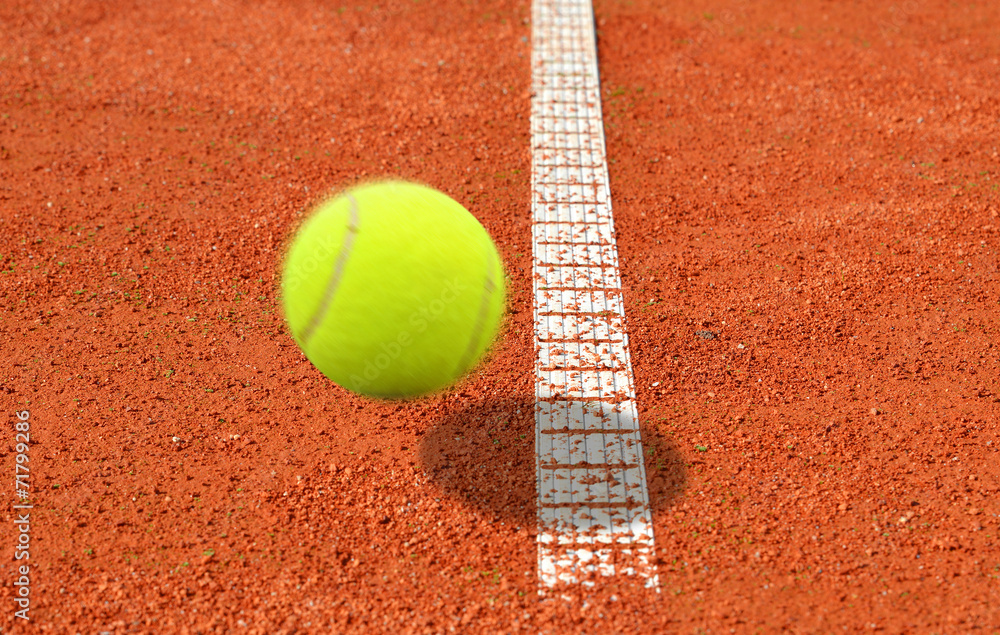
[2,0,999,631]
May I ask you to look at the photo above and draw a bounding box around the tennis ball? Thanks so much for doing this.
[281,180,505,399]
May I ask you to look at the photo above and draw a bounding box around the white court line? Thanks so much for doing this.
[530,0,658,590]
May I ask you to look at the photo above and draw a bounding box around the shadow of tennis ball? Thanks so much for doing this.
[417,398,687,524]
[418,398,537,525]
[638,421,689,518]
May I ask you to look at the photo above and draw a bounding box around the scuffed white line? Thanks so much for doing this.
[530,0,658,590]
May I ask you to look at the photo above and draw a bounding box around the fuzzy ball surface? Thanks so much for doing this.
[281,180,505,398]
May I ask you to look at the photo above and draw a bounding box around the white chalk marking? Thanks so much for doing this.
[530,0,658,590]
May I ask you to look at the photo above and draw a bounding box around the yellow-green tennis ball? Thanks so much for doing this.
[281,180,505,399]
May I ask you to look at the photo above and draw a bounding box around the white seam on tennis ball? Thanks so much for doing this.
[301,194,361,345]
[453,254,498,379]
[530,0,659,591]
